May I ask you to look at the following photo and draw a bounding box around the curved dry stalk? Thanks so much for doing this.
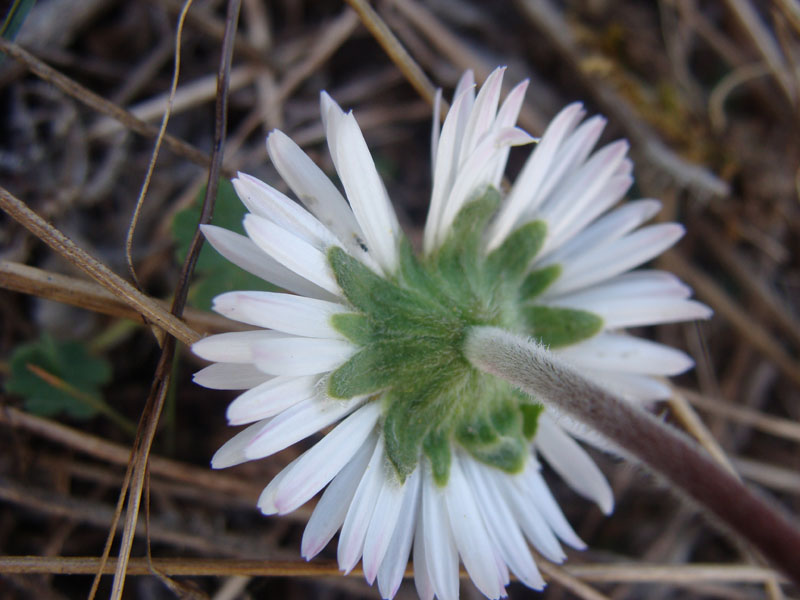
[0,37,219,172]
[343,0,443,109]
[0,261,243,334]
[107,2,242,598]
[0,187,199,346]
[126,0,196,292]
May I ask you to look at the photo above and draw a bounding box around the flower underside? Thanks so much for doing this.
[327,187,604,485]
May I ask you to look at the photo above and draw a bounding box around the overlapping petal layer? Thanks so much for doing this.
[193,67,710,599]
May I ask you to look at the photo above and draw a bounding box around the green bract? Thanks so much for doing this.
[327,188,603,484]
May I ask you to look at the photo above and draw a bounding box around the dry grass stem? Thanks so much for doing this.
[0,187,200,346]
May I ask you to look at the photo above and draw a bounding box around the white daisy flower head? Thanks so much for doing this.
[192,66,712,599]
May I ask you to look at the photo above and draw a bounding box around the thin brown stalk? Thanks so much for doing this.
[0,37,219,173]
[0,406,261,500]
[681,387,800,444]
[513,0,729,199]
[0,557,786,585]
[108,2,242,597]
[0,261,244,334]
[275,9,360,106]
[695,220,800,351]
[125,0,196,290]
[388,0,546,132]
[343,0,442,109]
[667,388,738,477]
[663,252,800,388]
[0,187,199,347]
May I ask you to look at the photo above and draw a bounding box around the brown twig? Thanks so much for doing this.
[105,1,243,596]
[343,0,442,109]
[663,252,800,388]
[0,187,200,347]
[0,261,245,335]
[0,556,786,585]
[0,37,221,173]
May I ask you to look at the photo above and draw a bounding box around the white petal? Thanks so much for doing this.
[363,466,411,584]
[519,461,586,550]
[243,214,341,295]
[246,393,365,461]
[413,505,436,600]
[537,199,662,268]
[555,333,695,376]
[424,85,476,254]
[211,419,268,469]
[488,79,530,186]
[588,297,713,329]
[535,415,614,514]
[538,140,630,245]
[233,173,340,250]
[487,102,586,250]
[377,467,421,599]
[301,431,376,559]
[444,452,507,599]
[226,374,321,425]
[546,223,686,296]
[193,330,284,363]
[537,115,607,199]
[437,126,535,247]
[431,88,443,171]
[421,464,459,600]
[266,130,376,268]
[458,66,506,166]
[545,268,690,307]
[332,112,401,273]
[463,458,546,590]
[213,291,347,338]
[192,362,271,390]
[320,90,344,138]
[541,173,632,255]
[338,437,387,574]
[201,224,334,299]
[259,401,381,515]
[251,336,354,376]
[495,467,567,563]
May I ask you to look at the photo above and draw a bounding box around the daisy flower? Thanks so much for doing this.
[192,67,711,599]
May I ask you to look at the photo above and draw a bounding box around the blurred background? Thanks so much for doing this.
[1,0,799,598]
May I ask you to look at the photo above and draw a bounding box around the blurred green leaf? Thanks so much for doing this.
[6,335,112,419]
[171,179,276,310]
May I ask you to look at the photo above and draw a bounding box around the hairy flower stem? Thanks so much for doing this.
[465,326,800,585]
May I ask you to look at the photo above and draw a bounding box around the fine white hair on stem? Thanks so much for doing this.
[464,325,800,584]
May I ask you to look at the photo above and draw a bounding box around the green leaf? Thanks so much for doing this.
[171,179,276,310]
[456,397,527,473]
[522,305,603,348]
[423,428,451,486]
[520,264,562,300]
[485,220,547,284]
[432,188,500,297]
[329,313,372,346]
[383,391,438,482]
[521,402,544,439]
[5,335,111,419]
